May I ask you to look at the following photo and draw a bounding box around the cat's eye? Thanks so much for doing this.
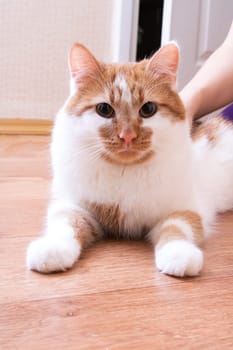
[139,102,157,118]
[96,103,115,118]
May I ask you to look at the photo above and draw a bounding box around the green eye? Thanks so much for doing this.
[96,103,115,118]
[139,102,157,118]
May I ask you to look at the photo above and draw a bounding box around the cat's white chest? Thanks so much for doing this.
[79,161,161,235]
[58,155,191,236]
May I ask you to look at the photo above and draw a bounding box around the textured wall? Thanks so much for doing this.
[0,0,116,120]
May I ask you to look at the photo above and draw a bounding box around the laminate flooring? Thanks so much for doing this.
[0,135,232,350]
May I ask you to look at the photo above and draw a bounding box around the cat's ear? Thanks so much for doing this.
[69,43,101,81]
[147,42,179,84]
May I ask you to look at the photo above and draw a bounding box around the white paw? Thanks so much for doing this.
[155,240,203,277]
[26,235,81,273]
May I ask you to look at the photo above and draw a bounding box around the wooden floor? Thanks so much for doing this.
[0,135,233,350]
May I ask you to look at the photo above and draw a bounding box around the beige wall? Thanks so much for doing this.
[0,0,116,120]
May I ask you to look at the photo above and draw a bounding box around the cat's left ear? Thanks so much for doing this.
[147,42,179,84]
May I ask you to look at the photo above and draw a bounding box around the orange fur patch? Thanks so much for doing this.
[71,211,102,248]
[157,225,186,249]
[158,210,204,247]
[84,201,150,238]
[85,201,123,237]
[192,115,233,144]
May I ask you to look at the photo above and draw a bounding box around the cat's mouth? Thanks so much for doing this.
[117,148,139,159]
[101,146,155,165]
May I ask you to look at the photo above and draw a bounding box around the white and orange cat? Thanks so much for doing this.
[27,43,233,277]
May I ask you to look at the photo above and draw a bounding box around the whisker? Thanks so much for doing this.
[75,142,103,163]
[76,143,101,153]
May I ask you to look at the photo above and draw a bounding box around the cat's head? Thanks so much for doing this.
[64,42,185,165]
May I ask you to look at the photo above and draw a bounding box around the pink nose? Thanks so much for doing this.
[119,130,137,146]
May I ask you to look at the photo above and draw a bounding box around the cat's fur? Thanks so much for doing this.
[26,43,233,277]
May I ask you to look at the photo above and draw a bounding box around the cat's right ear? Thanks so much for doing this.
[147,42,179,84]
[69,43,101,81]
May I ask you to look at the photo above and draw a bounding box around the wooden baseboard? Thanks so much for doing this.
[0,119,53,135]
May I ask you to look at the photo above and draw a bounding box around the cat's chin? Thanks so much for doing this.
[101,149,155,165]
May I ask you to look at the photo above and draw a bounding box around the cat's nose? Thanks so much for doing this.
[119,130,137,146]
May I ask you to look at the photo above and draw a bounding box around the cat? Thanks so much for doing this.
[26,42,233,277]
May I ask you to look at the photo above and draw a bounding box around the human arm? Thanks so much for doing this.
[180,21,233,123]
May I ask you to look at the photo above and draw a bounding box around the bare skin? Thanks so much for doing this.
[180,21,233,124]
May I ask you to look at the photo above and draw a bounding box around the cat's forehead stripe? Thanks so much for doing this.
[113,75,132,104]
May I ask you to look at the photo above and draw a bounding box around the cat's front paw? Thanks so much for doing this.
[155,240,203,277]
[26,235,81,273]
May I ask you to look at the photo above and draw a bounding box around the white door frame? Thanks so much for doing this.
[112,0,140,62]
